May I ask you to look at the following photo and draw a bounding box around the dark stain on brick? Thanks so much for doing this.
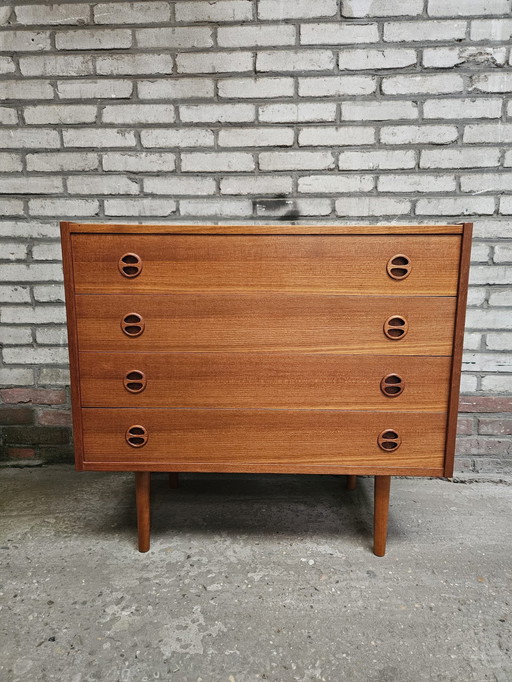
[2,426,70,446]
[253,194,300,221]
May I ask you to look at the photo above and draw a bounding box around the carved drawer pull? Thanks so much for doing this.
[383,315,408,340]
[126,425,148,448]
[124,369,147,394]
[377,429,402,452]
[118,252,143,278]
[121,312,145,337]
[387,254,411,281]
[380,373,405,398]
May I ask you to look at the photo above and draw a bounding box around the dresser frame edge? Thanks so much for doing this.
[444,222,473,478]
[60,221,85,471]
[63,222,463,235]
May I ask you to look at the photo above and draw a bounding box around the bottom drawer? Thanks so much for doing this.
[80,409,446,471]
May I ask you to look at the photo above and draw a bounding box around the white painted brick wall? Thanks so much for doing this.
[258,0,337,20]
[175,1,253,23]
[338,49,417,71]
[218,25,296,48]
[298,75,376,97]
[0,0,511,472]
[177,51,252,73]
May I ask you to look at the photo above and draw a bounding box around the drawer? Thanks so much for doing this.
[79,352,452,411]
[81,409,447,470]
[71,234,461,296]
[75,294,457,355]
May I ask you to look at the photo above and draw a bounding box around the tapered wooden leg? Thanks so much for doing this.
[135,472,151,553]
[346,475,357,490]
[169,472,179,489]
[373,475,391,557]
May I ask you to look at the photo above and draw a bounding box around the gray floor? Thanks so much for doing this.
[1,466,511,682]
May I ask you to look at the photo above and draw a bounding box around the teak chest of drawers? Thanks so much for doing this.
[61,222,472,555]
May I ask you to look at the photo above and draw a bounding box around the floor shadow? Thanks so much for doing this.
[108,473,375,546]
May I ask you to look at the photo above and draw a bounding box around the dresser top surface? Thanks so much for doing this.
[62,222,466,236]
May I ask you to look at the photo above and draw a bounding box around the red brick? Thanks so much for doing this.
[0,406,34,425]
[454,456,473,472]
[37,409,72,426]
[457,417,473,435]
[459,396,512,413]
[5,447,36,459]
[456,436,512,456]
[0,388,66,405]
[471,457,505,474]
[478,418,512,436]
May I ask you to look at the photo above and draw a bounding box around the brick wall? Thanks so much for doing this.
[0,0,511,473]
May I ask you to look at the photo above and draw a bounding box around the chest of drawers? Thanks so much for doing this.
[61,222,472,555]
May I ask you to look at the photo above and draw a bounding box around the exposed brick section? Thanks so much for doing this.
[478,418,512,436]
[5,447,36,459]
[2,426,69,445]
[37,409,72,426]
[457,417,474,435]
[0,406,34,425]
[0,0,511,472]
[459,397,512,413]
[1,389,66,405]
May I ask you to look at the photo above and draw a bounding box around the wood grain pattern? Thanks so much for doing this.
[75,294,457,355]
[444,222,473,477]
[81,409,447,469]
[79,352,452,411]
[71,234,461,295]
[63,222,464,235]
[80,461,444,476]
[373,476,391,557]
[135,472,150,553]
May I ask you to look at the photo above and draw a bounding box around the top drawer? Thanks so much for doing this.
[71,234,461,296]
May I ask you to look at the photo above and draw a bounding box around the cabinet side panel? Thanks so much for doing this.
[60,221,85,470]
[444,222,473,478]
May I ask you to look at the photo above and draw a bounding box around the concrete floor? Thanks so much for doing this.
[1,466,511,682]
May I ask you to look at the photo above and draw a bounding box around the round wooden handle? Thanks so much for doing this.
[123,369,147,393]
[121,312,145,337]
[126,425,148,448]
[118,252,143,278]
[383,315,408,340]
[380,373,405,398]
[377,429,402,452]
[387,254,411,280]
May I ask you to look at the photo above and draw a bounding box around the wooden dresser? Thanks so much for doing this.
[61,222,472,555]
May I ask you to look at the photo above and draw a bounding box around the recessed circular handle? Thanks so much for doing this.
[126,424,148,448]
[123,369,147,394]
[387,254,411,281]
[383,315,408,340]
[377,429,402,452]
[118,252,143,278]
[380,373,405,398]
[121,312,145,337]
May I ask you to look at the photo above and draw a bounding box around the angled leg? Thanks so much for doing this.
[373,475,391,557]
[169,472,179,489]
[346,475,357,490]
[135,472,151,553]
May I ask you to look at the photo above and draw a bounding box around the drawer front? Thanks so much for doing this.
[81,409,446,468]
[75,294,456,355]
[71,234,461,296]
[79,352,452,410]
